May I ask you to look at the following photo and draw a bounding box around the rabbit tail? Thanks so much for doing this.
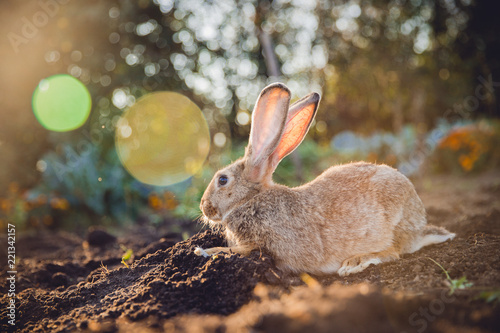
[409,225,455,253]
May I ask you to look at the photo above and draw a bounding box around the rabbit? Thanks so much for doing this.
[194,82,455,276]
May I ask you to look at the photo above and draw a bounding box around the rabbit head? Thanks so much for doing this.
[200,83,320,224]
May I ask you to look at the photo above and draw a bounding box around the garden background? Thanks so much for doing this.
[0,0,499,236]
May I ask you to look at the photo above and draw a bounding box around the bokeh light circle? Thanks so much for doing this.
[115,92,210,186]
[32,74,92,132]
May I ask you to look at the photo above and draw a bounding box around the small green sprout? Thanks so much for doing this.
[120,244,133,269]
[428,258,473,295]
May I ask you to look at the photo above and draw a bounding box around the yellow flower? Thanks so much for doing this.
[50,197,70,210]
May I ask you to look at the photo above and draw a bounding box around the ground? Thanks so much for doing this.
[1,171,499,332]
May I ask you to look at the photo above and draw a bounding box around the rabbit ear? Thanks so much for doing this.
[246,83,291,182]
[269,92,320,169]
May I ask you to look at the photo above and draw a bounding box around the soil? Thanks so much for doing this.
[1,171,500,333]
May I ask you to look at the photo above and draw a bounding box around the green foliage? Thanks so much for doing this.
[28,140,189,230]
[447,276,475,295]
[428,258,473,295]
[428,258,500,303]
[477,291,500,304]
[29,142,141,224]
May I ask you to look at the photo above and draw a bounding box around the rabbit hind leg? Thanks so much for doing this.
[406,225,455,254]
[337,248,400,277]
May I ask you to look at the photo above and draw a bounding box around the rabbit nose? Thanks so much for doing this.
[202,201,218,218]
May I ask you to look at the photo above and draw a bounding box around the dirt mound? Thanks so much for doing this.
[1,231,284,332]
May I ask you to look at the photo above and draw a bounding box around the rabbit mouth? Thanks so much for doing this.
[204,213,222,223]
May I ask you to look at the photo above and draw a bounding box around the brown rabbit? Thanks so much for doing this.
[194,83,455,276]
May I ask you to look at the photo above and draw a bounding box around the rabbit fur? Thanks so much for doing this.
[195,83,455,276]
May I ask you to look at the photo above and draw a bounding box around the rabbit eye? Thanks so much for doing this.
[218,175,228,186]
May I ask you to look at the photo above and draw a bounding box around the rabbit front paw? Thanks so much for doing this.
[194,245,254,257]
[194,247,210,257]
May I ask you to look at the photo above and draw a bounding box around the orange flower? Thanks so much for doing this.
[438,126,478,151]
[148,194,162,211]
[439,131,465,150]
[459,155,474,172]
[0,198,12,214]
[437,123,497,172]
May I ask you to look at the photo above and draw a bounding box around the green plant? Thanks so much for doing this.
[428,258,500,303]
[30,141,178,229]
[120,244,133,269]
[34,143,133,217]
[428,258,473,295]
[477,290,500,304]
